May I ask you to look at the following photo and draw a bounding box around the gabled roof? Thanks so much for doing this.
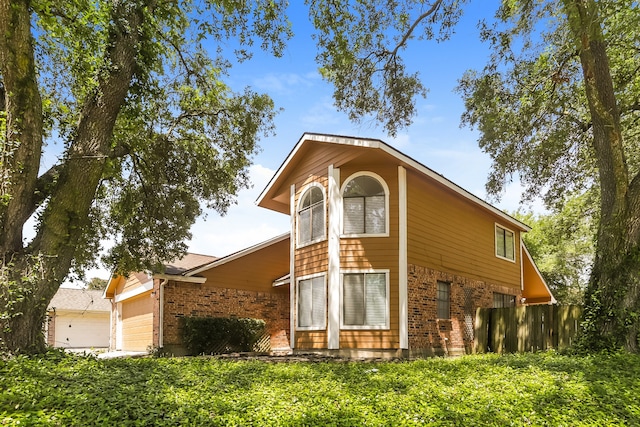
[164,253,218,275]
[257,132,530,232]
[104,252,218,298]
[49,288,111,312]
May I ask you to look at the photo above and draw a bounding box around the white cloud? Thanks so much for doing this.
[252,72,318,95]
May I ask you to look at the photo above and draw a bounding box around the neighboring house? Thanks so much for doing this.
[105,132,554,357]
[47,288,111,349]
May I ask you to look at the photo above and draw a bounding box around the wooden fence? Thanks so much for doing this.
[474,305,583,354]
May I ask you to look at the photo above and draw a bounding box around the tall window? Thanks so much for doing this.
[342,272,388,329]
[437,281,450,319]
[298,185,325,245]
[342,175,386,235]
[495,224,515,261]
[297,275,326,330]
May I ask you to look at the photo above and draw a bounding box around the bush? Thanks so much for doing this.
[181,317,266,355]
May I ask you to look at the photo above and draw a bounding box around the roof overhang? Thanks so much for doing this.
[256,132,530,232]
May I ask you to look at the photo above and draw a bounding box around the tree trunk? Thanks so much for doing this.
[0,1,145,353]
[563,0,640,352]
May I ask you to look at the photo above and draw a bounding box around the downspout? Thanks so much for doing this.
[159,279,168,348]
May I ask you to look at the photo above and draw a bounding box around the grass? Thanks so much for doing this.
[1,351,639,426]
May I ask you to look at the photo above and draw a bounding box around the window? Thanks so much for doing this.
[493,293,516,308]
[342,174,387,235]
[297,275,326,330]
[437,281,450,319]
[495,224,515,261]
[342,272,388,329]
[298,185,325,245]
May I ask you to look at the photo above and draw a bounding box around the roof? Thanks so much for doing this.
[164,253,218,275]
[257,132,530,232]
[104,252,218,298]
[48,288,111,312]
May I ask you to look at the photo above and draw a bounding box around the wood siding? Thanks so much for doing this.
[199,238,290,292]
[406,170,521,289]
[121,293,154,351]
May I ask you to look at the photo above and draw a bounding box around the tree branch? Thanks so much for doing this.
[391,0,443,56]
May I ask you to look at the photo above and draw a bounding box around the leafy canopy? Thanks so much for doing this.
[28,0,292,274]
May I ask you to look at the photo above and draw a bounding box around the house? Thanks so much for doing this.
[105,133,554,357]
[46,288,111,349]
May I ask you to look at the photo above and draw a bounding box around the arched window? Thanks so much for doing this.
[342,174,387,235]
[298,185,325,245]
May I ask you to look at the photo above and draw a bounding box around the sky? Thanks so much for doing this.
[74,1,545,283]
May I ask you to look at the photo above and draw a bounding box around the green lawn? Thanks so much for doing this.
[1,351,639,426]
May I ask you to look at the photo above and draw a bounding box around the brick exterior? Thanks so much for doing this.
[162,281,290,354]
[407,264,521,356]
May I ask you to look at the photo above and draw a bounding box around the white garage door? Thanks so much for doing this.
[54,312,110,348]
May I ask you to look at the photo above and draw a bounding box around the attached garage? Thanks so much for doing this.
[119,293,154,351]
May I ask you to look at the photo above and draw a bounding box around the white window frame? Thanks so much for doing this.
[495,223,516,263]
[340,171,390,238]
[296,183,326,248]
[340,269,390,330]
[296,273,327,331]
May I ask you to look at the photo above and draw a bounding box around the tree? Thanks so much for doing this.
[86,278,108,291]
[513,192,598,305]
[0,0,291,353]
[310,0,640,351]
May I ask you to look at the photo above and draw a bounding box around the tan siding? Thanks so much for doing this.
[295,240,329,277]
[199,238,290,292]
[295,331,328,349]
[407,171,521,288]
[122,293,153,351]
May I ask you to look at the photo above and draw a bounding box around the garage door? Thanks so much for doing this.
[121,293,154,351]
[54,312,110,348]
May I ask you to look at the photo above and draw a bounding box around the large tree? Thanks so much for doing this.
[309,0,640,351]
[0,0,290,353]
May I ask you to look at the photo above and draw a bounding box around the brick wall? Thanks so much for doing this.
[408,264,521,356]
[162,281,290,353]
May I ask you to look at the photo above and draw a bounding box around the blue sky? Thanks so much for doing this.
[79,1,544,281]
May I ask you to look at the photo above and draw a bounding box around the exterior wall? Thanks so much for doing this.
[121,293,154,351]
[407,264,521,356]
[162,281,290,354]
[407,170,522,288]
[291,154,402,350]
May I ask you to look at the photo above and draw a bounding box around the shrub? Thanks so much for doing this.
[181,317,267,355]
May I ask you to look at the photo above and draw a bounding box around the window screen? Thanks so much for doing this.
[343,272,387,327]
[298,276,326,328]
[298,186,325,245]
[495,225,515,260]
[343,175,386,234]
[437,281,450,319]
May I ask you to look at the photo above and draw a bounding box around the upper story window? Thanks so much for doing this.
[342,173,388,236]
[495,224,515,261]
[298,185,325,246]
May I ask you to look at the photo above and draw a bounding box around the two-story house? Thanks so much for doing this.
[104,133,553,357]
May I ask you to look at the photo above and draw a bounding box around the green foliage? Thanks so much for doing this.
[85,277,107,291]
[1,351,639,425]
[514,191,598,304]
[181,317,267,355]
[308,0,466,136]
